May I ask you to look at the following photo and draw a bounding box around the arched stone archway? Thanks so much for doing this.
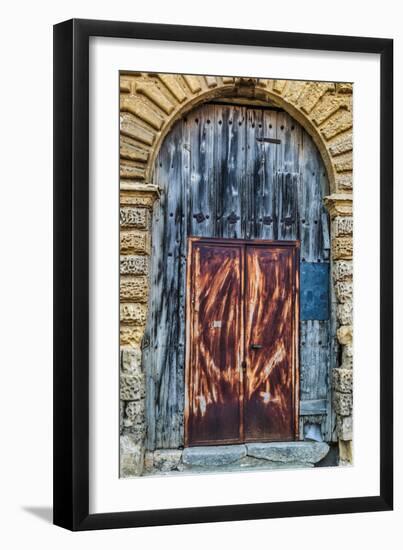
[119,74,353,476]
[120,74,353,193]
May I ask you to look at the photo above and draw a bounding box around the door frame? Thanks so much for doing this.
[184,236,300,447]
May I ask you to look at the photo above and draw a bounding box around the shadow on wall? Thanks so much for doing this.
[22,506,53,524]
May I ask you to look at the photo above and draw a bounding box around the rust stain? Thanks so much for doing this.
[186,241,242,445]
[185,238,299,446]
[244,246,296,442]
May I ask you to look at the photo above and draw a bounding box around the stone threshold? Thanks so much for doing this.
[143,441,330,476]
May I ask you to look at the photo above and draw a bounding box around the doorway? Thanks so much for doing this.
[144,101,332,451]
[185,237,299,447]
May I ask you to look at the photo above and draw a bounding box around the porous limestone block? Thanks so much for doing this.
[120,372,145,401]
[336,415,353,441]
[333,368,353,394]
[120,434,144,477]
[333,391,353,416]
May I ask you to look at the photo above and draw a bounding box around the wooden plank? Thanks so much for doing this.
[188,105,215,237]
[244,107,262,239]
[300,320,330,401]
[273,111,301,241]
[276,110,302,174]
[177,116,191,442]
[144,118,187,449]
[260,109,279,240]
[273,171,300,240]
[300,399,328,415]
[245,109,278,239]
[298,131,328,262]
[213,105,245,238]
[158,120,185,449]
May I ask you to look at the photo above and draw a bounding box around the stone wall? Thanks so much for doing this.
[324,195,353,464]
[119,183,159,476]
[119,74,353,476]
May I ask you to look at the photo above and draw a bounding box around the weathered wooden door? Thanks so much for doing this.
[185,238,299,446]
[145,102,334,451]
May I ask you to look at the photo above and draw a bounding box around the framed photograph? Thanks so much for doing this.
[53,19,393,530]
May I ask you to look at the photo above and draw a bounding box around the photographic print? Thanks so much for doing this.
[119,73,353,477]
[54,19,393,529]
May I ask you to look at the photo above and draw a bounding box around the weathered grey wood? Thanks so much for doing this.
[276,110,301,174]
[145,120,186,449]
[188,107,215,237]
[298,131,329,262]
[146,103,332,449]
[214,105,245,239]
[300,399,328,415]
[274,111,302,241]
[299,320,330,440]
[300,320,330,400]
[245,109,278,239]
[274,172,300,240]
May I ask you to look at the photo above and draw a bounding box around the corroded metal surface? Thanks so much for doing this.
[244,244,299,442]
[185,238,299,446]
[185,241,243,446]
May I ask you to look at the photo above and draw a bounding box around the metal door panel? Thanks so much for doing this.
[186,238,298,446]
[185,240,243,446]
[244,244,298,442]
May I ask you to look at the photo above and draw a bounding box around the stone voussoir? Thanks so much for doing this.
[120,75,353,192]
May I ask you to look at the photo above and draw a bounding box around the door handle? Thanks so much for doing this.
[250,344,263,350]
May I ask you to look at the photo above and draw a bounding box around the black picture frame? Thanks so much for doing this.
[53,18,393,531]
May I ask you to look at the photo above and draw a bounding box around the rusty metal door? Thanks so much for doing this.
[185,237,299,446]
[244,244,299,442]
[185,240,243,446]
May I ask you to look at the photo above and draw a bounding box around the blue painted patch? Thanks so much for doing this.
[300,262,329,320]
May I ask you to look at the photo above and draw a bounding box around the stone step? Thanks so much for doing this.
[246,441,330,464]
[182,444,247,467]
[180,441,329,470]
